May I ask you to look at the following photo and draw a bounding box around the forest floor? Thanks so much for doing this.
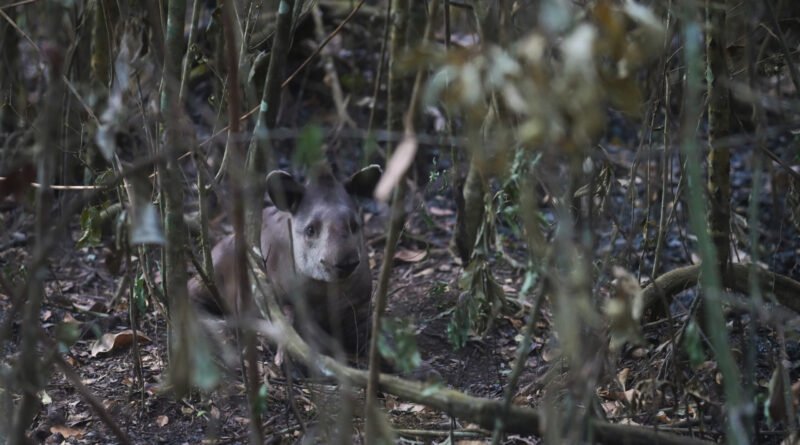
[1,176,538,444]
[3,134,800,444]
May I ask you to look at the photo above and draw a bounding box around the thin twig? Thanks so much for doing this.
[490,270,545,444]
[220,0,263,442]
[364,0,392,150]
[1,0,39,8]
[281,0,367,89]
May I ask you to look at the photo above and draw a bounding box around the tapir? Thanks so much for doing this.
[189,164,382,356]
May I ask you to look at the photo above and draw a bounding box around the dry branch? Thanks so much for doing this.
[220,0,263,442]
[642,263,800,315]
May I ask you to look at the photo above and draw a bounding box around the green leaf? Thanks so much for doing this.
[447,292,473,350]
[133,273,148,314]
[55,321,81,350]
[520,269,538,295]
[254,383,269,416]
[430,281,448,298]
[378,318,422,373]
[420,383,443,397]
[77,203,106,248]
[683,320,706,368]
[188,327,220,392]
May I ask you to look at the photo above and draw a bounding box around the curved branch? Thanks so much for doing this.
[642,263,800,314]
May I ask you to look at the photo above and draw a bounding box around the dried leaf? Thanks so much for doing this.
[39,390,52,405]
[428,205,454,217]
[601,400,623,417]
[766,361,800,424]
[617,367,631,390]
[90,329,152,357]
[393,403,426,413]
[394,248,427,263]
[50,425,85,438]
[623,388,638,405]
[412,267,435,278]
[73,302,109,314]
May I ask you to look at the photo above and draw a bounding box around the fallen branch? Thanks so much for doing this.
[247,256,713,445]
[642,263,800,314]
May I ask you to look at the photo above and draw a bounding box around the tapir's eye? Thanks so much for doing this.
[349,218,359,234]
[304,224,317,237]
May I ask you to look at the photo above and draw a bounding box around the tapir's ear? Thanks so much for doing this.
[266,170,305,212]
[345,164,382,198]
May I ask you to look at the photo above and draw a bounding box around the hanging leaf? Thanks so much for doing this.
[77,202,110,248]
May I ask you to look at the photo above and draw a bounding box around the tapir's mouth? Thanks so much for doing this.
[333,259,360,278]
[320,258,360,280]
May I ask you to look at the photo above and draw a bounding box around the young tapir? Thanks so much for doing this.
[188,164,382,357]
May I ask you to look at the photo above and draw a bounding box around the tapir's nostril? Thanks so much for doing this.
[334,259,360,276]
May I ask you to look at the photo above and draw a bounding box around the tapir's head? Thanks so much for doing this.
[266,164,382,282]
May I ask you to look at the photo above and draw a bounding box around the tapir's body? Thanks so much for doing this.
[189,165,382,356]
[259,205,373,354]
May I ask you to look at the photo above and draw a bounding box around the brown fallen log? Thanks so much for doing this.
[642,263,800,314]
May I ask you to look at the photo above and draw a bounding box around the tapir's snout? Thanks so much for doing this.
[321,253,361,279]
[334,259,360,277]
